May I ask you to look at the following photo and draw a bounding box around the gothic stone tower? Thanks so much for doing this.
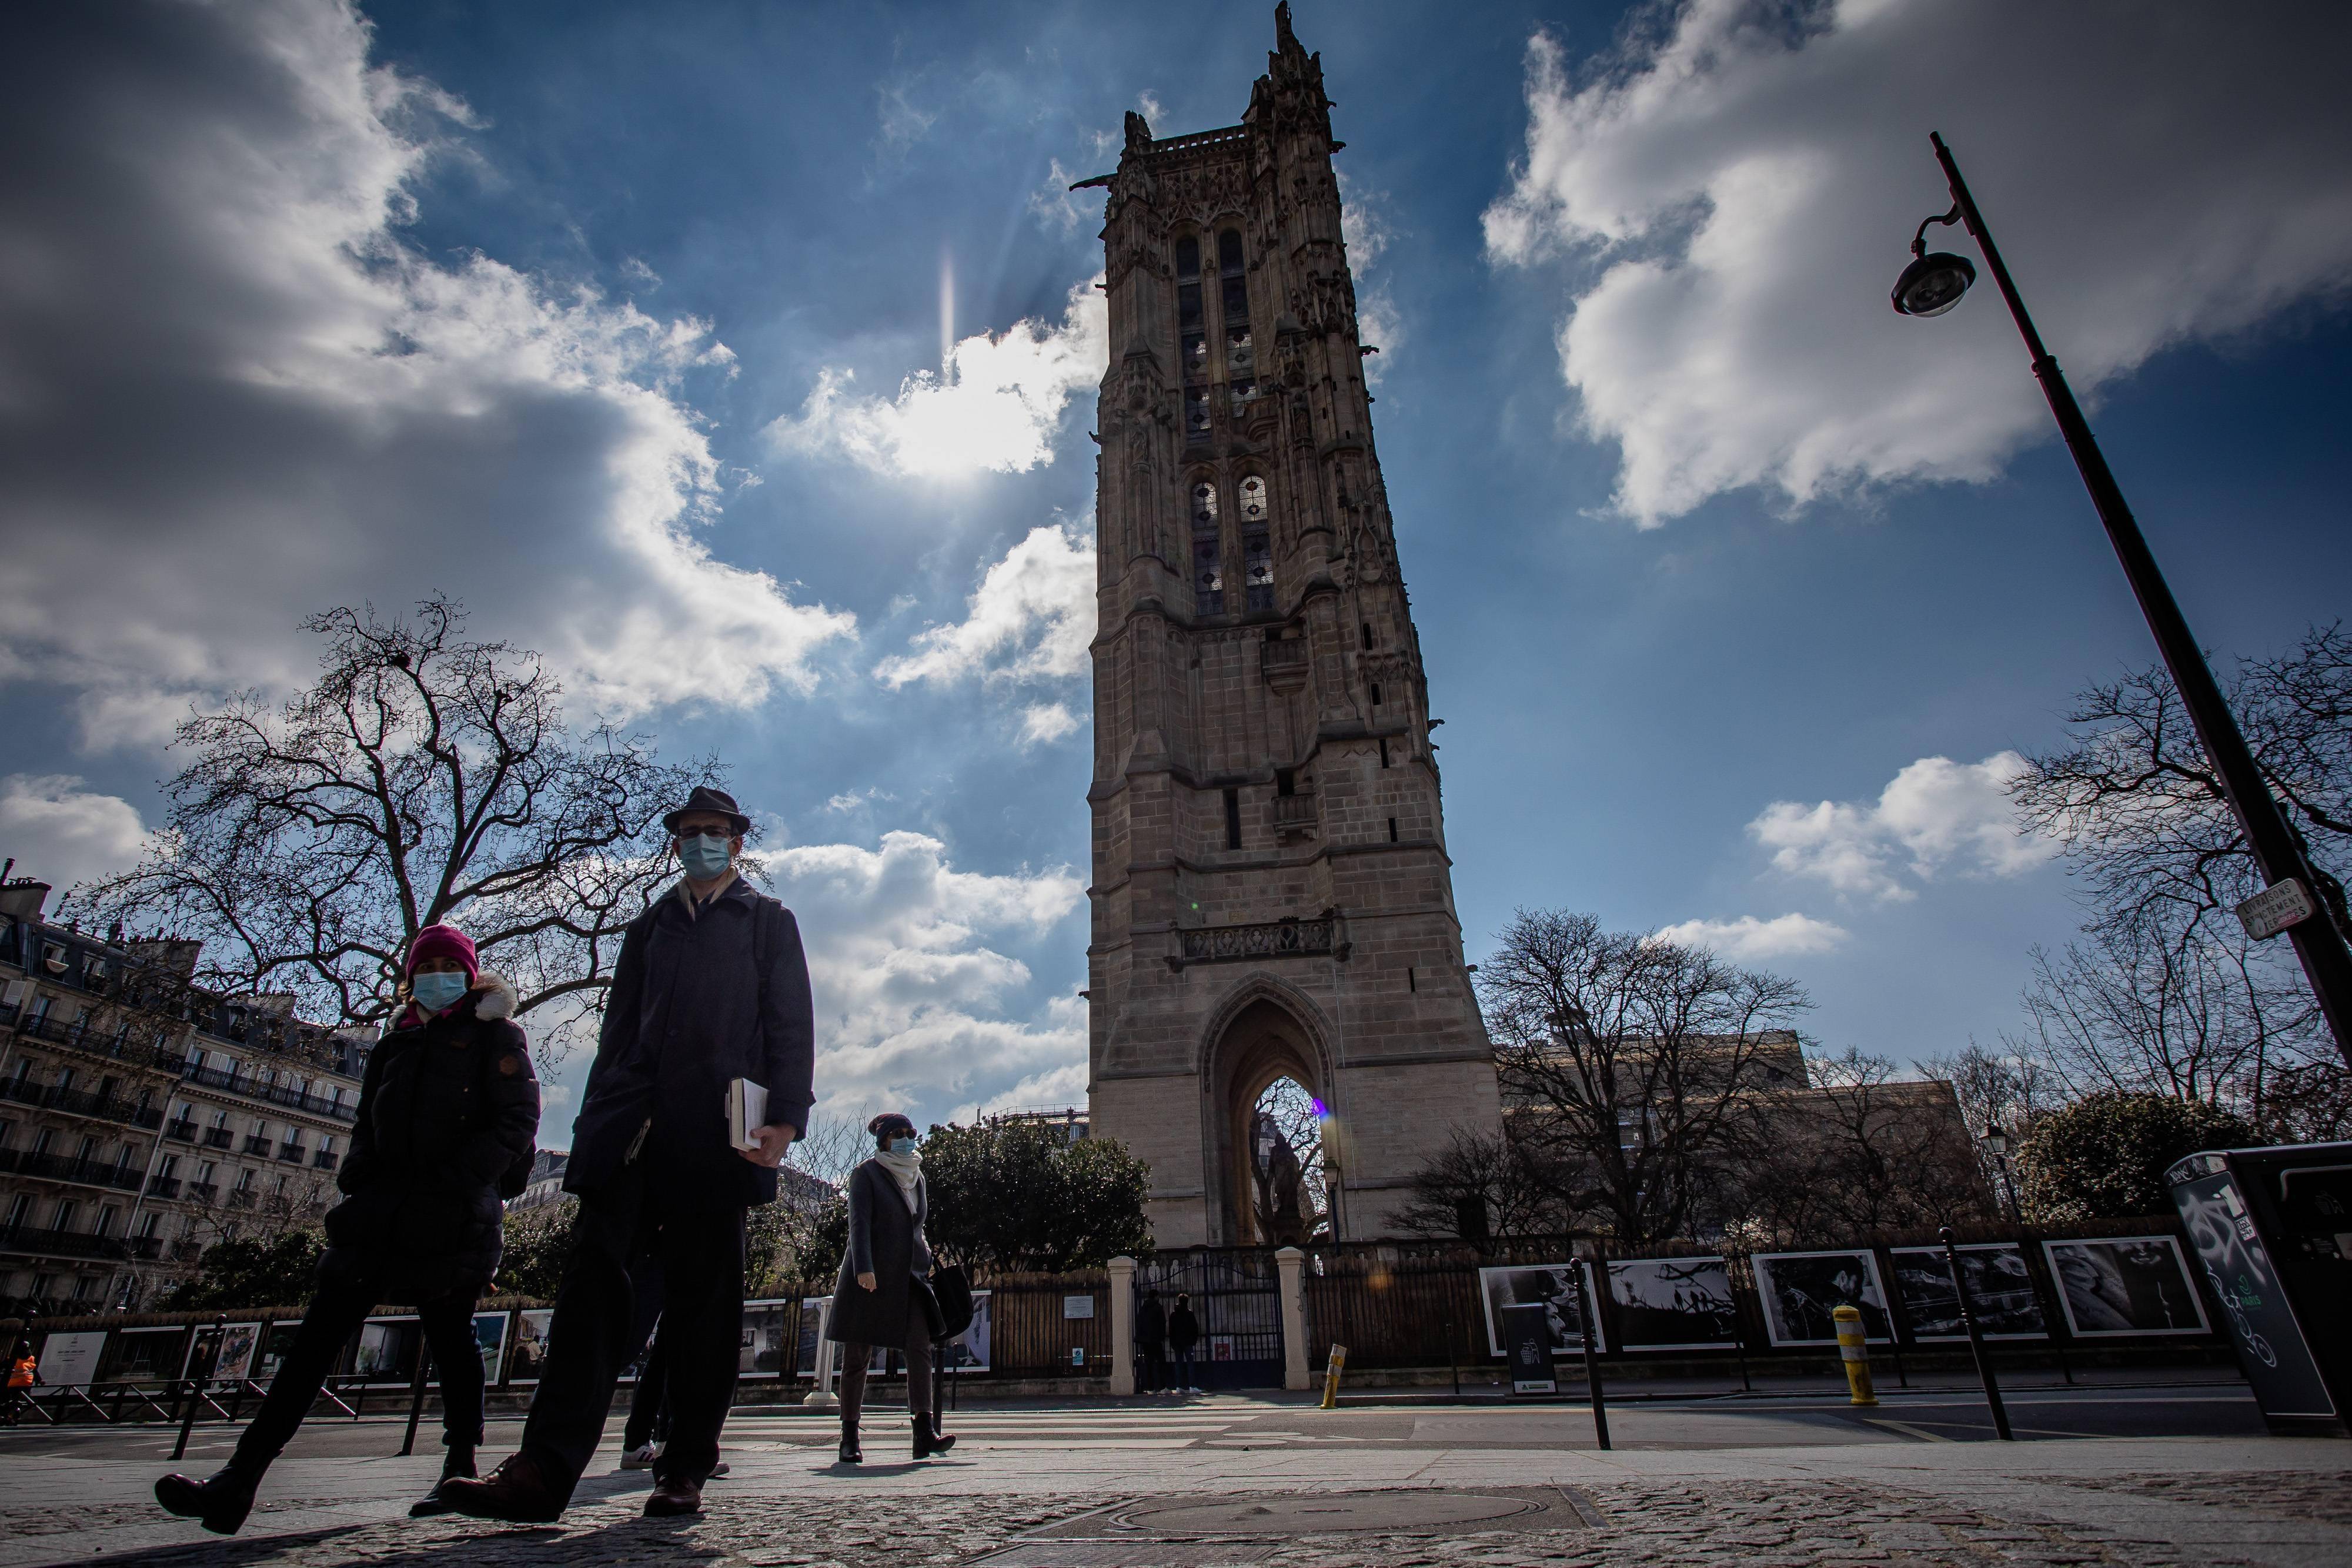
[1085,5,1501,1245]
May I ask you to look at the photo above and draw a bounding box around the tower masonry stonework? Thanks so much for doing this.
[1084,5,1501,1246]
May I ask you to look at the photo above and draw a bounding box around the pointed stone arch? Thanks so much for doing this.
[1195,977,1339,1244]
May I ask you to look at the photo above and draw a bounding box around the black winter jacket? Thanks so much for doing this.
[565,877,816,1205]
[321,975,540,1302]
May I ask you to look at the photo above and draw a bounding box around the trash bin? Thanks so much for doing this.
[2167,1141,2352,1437]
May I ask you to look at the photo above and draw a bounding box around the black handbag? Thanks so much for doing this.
[929,1264,975,1342]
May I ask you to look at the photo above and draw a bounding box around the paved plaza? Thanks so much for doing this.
[1,1379,2347,1568]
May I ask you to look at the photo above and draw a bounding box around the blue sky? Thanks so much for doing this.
[3,1,2348,1146]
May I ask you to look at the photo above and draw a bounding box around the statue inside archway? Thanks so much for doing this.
[1248,1078,1328,1246]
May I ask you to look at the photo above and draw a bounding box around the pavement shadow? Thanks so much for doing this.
[75,1516,730,1568]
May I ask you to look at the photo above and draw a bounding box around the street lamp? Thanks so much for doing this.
[1895,131,2352,1069]
[1979,1121,2021,1225]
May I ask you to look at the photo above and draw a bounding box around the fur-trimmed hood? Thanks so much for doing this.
[470,971,516,1021]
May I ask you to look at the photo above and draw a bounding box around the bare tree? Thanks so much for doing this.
[2013,621,2351,940]
[74,599,704,1063]
[1477,909,1812,1248]
[1395,1126,1570,1245]
[1922,1042,2064,1142]
[2007,903,2320,1117]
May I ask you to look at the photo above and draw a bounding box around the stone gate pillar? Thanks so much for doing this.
[1108,1255,1138,1396]
[1275,1245,1311,1390]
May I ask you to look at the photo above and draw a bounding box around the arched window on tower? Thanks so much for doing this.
[1239,474,1273,613]
[1191,479,1224,615]
[1219,229,1255,416]
[1177,236,1209,444]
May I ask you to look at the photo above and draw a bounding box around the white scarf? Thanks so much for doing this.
[874,1148,921,1212]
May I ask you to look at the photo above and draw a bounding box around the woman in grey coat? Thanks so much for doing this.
[824,1114,956,1463]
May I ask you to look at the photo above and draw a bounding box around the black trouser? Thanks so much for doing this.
[1171,1346,1197,1386]
[838,1308,933,1422]
[232,1268,482,1476]
[1139,1344,1166,1393]
[620,1251,669,1452]
[519,1157,743,1499]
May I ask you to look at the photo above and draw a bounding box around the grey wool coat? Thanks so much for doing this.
[824,1159,934,1347]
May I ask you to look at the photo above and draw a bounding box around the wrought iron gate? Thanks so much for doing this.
[1137,1247,1284,1390]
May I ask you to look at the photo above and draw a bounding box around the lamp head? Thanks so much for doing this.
[1981,1122,2010,1158]
[1894,202,1975,316]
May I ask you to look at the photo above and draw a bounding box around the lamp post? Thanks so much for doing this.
[1893,132,2352,1070]
[1980,1122,2022,1225]
[1976,1118,2074,1384]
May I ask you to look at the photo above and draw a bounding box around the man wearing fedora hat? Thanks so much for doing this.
[445,786,814,1522]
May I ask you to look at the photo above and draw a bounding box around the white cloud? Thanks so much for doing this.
[0,0,854,734]
[1017,703,1084,748]
[760,831,1085,1120]
[874,521,1095,688]
[1749,751,2053,902]
[950,1054,1091,1124]
[1652,912,1848,961]
[767,277,1107,480]
[0,776,151,891]
[1029,158,1094,236]
[1485,4,2352,525]
[1337,170,1405,381]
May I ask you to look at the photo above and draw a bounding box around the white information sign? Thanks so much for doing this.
[2236,879,2317,942]
[42,1331,106,1388]
[1062,1294,1095,1319]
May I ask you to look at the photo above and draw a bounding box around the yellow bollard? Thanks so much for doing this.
[1832,1305,1877,1406]
[1319,1344,1348,1410]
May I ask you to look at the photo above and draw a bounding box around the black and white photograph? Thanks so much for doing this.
[1607,1256,1742,1350]
[1888,1244,2046,1340]
[2042,1236,2210,1337]
[506,1310,553,1385]
[740,1300,794,1378]
[1478,1263,1604,1356]
[1752,1251,1891,1346]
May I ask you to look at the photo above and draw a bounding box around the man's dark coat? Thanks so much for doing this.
[566,877,817,1205]
[323,976,540,1301]
[1136,1296,1168,1351]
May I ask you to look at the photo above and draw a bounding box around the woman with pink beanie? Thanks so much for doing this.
[153,923,542,1534]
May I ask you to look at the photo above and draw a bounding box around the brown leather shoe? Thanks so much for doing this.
[435,1452,564,1524]
[643,1475,703,1517]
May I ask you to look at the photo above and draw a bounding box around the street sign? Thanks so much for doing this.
[2236,879,2317,942]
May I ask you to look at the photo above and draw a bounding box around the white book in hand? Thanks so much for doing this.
[727,1078,769,1152]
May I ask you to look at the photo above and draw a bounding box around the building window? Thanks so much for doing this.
[1275,768,1296,797]
[1378,737,1391,768]
[1223,788,1243,851]
[1219,229,1255,412]
[1177,236,1209,443]
[139,1212,161,1239]
[1238,475,1272,612]
[1191,480,1224,615]
[1369,683,1382,706]
[1361,621,1374,650]
[1388,817,1399,842]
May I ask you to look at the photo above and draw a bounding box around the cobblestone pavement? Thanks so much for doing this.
[2,1399,2344,1568]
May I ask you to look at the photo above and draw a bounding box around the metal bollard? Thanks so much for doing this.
[1319,1345,1347,1410]
[1833,1305,1878,1406]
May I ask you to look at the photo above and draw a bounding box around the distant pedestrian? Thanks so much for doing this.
[442,787,814,1524]
[1135,1290,1168,1395]
[4,1340,35,1426]
[1168,1293,1202,1393]
[825,1114,958,1464]
[153,924,540,1534]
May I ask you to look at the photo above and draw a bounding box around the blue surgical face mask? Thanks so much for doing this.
[412,970,469,1014]
[677,832,733,880]
[888,1136,917,1156]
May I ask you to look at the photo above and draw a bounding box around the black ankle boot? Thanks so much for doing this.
[155,1467,259,1535]
[838,1420,862,1464]
[407,1444,476,1517]
[913,1415,956,1459]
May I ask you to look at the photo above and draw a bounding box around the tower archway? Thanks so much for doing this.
[1201,988,1337,1245]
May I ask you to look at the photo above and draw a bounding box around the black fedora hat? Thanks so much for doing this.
[662,785,750,837]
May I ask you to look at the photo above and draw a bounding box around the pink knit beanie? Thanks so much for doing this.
[405,924,479,985]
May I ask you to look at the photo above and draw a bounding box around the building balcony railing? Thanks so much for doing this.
[312,1149,339,1171]
[0,1148,150,1192]
[1175,915,1338,968]
[179,1061,358,1124]
[2,1008,185,1073]
[0,1222,133,1262]
[165,1118,197,1142]
[242,1135,273,1158]
[146,1176,182,1200]
[202,1126,235,1149]
[166,1237,204,1263]
[186,1182,219,1205]
[225,1189,257,1211]
[0,1077,165,1129]
[277,1143,306,1164]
